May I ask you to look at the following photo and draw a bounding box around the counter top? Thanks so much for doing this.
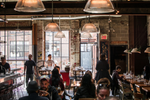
[0,73,20,83]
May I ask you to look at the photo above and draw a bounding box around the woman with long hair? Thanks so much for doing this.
[95,54,112,84]
[49,68,64,91]
[74,74,96,100]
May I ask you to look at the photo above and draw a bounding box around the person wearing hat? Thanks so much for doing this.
[39,75,61,100]
[19,81,48,100]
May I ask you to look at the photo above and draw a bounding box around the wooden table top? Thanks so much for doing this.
[135,83,150,88]
[126,79,144,84]
[39,69,51,72]
[142,87,150,92]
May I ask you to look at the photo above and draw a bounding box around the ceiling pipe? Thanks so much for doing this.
[6,15,121,21]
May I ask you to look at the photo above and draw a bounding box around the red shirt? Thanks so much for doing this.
[49,78,64,91]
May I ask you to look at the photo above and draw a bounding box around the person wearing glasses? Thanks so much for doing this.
[97,78,110,100]
[74,74,96,100]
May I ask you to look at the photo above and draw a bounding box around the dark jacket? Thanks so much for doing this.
[40,85,61,100]
[19,93,48,100]
[112,70,123,87]
[95,60,112,83]
[74,84,96,100]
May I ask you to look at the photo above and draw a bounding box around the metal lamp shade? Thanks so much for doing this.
[45,23,60,32]
[84,0,115,13]
[145,47,150,53]
[131,48,141,53]
[82,23,97,33]
[55,31,66,38]
[124,49,128,53]
[81,32,92,38]
[14,0,46,12]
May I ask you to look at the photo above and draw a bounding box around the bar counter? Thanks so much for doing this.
[0,73,20,83]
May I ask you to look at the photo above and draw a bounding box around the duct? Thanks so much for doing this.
[6,15,122,21]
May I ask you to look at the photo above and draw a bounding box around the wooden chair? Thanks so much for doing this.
[79,98,97,100]
[118,80,133,100]
[133,93,144,100]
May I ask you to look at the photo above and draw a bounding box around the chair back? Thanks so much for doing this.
[133,93,143,100]
[118,79,124,93]
[79,98,97,100]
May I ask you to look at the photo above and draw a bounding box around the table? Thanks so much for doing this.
[39,69,51,75]
[71,82,80,95]
[11,68,21,72]
[0,73,20,83]
[142,87,150,98]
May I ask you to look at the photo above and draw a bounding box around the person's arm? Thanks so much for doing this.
[7,63,11,71]
[60,78,65,91]
[96,62,99,70]
[115,72,123,80]
[74,88,81,100]
[33,61,37,75]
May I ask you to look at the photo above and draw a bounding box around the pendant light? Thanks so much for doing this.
[81,32,92,38]
[14,0,46,12]
[45,0,60,32]
[131,48,141,53]
[82,15,97,33]
[55,16,66,38]
[83,0,115,13]
[145,47,150,53]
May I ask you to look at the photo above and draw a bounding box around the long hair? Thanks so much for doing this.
[51,68,60,87]
[81,74,93,95]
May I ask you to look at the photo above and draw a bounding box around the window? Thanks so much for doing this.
[45,31,69,70]
[0,30,32,73]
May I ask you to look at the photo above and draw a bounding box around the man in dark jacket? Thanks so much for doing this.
[19,81,48,100]
[112,65,124,95]
[39,75,61,100]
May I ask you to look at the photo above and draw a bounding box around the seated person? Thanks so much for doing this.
[111,65,124,95]
[85,70,95,84]
[74,74,96,100]
[0,57,11,72]
[19,81,48,100]
[54,66,63,79]
[143,65,149,80]
[97,78,110,100]
[49,68,64,91]
[39,75,61,100]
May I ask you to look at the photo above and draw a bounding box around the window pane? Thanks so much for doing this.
[62,44,69,56]
[46,32,53,43]
[62,57,69,70]
[17,61,25,73]
[54,57,61,67]
[62,31,69,43]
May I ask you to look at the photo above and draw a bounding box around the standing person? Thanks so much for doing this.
[95,54,112,83]
[19,81,48,100]
[74,74,96,100]
[39,76,61,100]
[111,65,124,95]
[0,57,11,72]
[24,54,36,86]
[45,54,55,68]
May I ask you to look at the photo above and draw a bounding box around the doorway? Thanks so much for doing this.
[110,45,128,74]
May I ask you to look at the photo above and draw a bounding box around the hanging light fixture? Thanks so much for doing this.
[131,48,141,53]
[144,47,150,53]
[45,0,60,32]
[81,32,92,38]
[83,0,115,13]
[82,15,98,33]
[14,0,46,12]
[55,16,66,38]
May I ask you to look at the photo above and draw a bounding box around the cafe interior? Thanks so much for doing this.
[1,0,150,100]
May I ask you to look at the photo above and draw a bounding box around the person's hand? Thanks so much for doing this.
[39,90,49,96]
